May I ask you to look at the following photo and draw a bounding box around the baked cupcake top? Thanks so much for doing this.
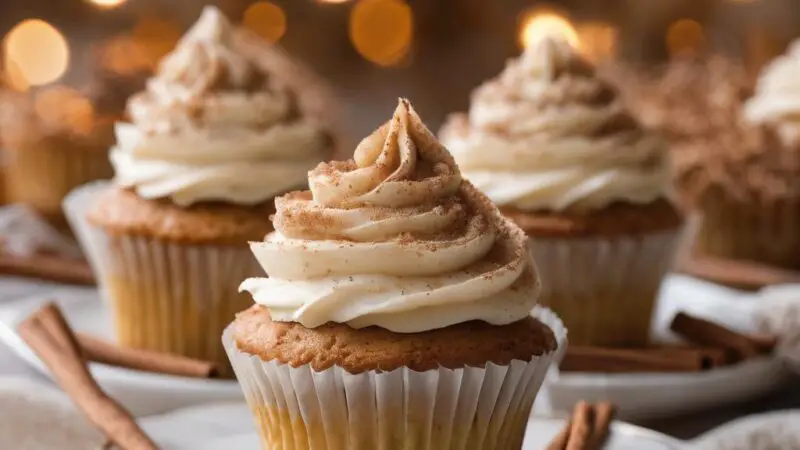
[111,6,332,207]
[241,98,540,333]
[746,41,800,144]
[439,37,668,213]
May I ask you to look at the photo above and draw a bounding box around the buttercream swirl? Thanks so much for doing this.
[111,6,331,206]
[440,37,668,212]
[241,99,540,333]
[745,40,800,144]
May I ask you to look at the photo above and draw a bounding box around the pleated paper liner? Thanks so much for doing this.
[64,181,261,377]
[224,307,567,450]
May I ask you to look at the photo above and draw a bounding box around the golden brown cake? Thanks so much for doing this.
[66,7,335,376]
[231,305,557,374]
[440,37,683,347]
[223,98,566,450]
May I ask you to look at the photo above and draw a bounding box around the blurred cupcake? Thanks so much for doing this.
[674,44,800,269]
[64,6,335,373]
[440,37,682,347]
[224,99,565,449]
[0,86,116,230]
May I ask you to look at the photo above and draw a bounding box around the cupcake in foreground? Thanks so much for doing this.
[440,37,682,347]
[224,99,566,449]
[675,43,800,269]
[64,6,334,374]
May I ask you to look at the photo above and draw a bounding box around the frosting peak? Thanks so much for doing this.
[745,40,800,144]
[242,99,540,333]
[111,6,332,207]
[441,36,669,212]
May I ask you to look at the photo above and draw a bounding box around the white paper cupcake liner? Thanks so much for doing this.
[529,228,682,347]
[64,182,261,374]
[223,307,566,450]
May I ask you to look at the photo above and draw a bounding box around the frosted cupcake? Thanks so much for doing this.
[440,37,682,347]
[65,7,334,373]
[224,99,566,449]
[678,42,800,269]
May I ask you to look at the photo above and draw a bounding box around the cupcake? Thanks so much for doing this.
[64,7,334,374]
[224,99,566,449]
[0,86,116,230]
[440,37,682,347]
[673,44,800,269]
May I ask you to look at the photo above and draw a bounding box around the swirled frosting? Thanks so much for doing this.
[111,6,331,206]
[440,37,668,212]
[241,99,540,333]
[745,40,800,144]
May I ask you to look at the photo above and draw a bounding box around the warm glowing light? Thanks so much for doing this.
[576,22,618,62]
[3,59,30,92]
[132,17,182,68]
[666,19,706,56]
[243,1,288,43]
[318,0,350,3]
[519,10,579,50]
[98,35,153,75]
[4,19,70,87]
[87,0,127,9]
[349,0,413,67]
[34,86,95,135]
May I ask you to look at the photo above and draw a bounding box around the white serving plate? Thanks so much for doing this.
[0,274,790,421]
[0,288,243,417]
[547,275,792,421]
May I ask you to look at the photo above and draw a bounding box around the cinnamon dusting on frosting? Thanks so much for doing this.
[440,37,668,213]
[243,99,541,333]
[110,6,333,207]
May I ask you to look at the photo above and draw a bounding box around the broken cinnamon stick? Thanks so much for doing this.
[670,312,775,360]
[76,333,219,379]
[561,345,728,373]
[548,402,617,450]
[678,253,800,290]
[18,303,157,450]
[587,402,616,450]
[0,252,94,285]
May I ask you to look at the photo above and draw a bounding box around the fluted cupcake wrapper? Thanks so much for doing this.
[223,307,567,450]
[5,141,112,230]
[64,182,259,377]
[695,193,800,269]
[529,228,682,347]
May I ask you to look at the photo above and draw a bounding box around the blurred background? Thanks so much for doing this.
[0,0,797,144]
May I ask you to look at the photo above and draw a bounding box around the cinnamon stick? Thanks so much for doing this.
[0,252,94,285]
[678,253,800,290]
[670,312,775,360]
[18,303,157,450]
[548,402,617,450]
[566,401,593,450]
[587,402,616,450]
[76,333,219,379]
[561,345,728,373]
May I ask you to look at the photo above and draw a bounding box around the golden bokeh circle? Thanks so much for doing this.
[349,0,413,67]
[243,1,288,43]
[4,19,70,86]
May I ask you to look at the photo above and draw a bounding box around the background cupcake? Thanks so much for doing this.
[65,6,335,374]
[225,99,565,449]
[440,37,682,347]
[673,43,800,269]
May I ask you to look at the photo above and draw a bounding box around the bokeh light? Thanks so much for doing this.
[243,1,288,43]
[577,22,618,62]
[666,19,706,56]
[87,0,127,9]
[34,86,95,134]
[131,17,182,68]
[519,10,580,50]
[3,19,70,87]
[349,0,413,67]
